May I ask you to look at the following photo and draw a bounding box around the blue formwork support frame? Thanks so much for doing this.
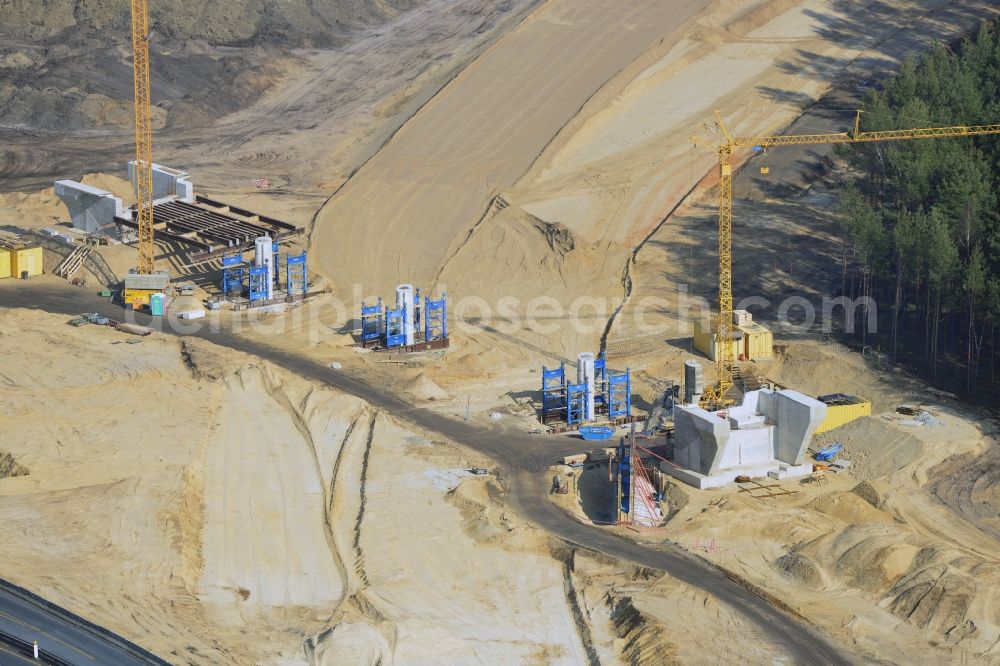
[608,368,631,419]
[618,438,631,515]
[595,353,608,409]
[221,254,244,297]
[272,241,280,288]
[385,307,406,348]
[361,299,383,345]
[248,265,269,303]
[424,294,447,342]
[286,251,307,297]
[567,383,588,425]
[541,363,566,423]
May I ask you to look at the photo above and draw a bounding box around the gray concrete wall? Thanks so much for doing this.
[764,390,827,465]
[128,162,194,202]
[54,180,124,235]
[673,406,729,475]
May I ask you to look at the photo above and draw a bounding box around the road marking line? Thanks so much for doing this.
[41,630,95,660]
[0,610,40,632]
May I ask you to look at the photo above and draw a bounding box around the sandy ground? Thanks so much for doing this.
[0,307,813,665]
[0,310,582,663]
[2,0,1000,662]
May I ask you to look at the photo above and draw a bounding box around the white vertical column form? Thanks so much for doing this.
[577,352,596,421]
[255,235,275,300]
[396,284,416,345]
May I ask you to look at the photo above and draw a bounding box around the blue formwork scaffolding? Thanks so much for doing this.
[361,299,383,346]
[539,352,632,426]
[424,294,447,342]
[541,363,567,423]
[385,307,406,348]
[272,240,280,288]
[286,251,307,297]
[567,383,588,425]
[617,438,631,515]
[357,288,449,351]
[594,354,608,410]
[221,254,244,298]
[608,369,631,418]
[248,265,269,303]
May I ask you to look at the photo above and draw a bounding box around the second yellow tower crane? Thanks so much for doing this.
[694,110,1000,406]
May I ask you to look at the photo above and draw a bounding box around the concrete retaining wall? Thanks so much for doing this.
[128,161,194,202]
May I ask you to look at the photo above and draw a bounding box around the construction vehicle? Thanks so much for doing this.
[692,110,1000,406]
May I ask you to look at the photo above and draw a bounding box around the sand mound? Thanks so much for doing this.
[807,491,893,524]
[851,480,892,511]
[812,416,923,481]
[787,520,1000,649]
[608,596,681,666]
[775,551,826,589]
[406,372,449,401]
[447,476,548,552]
[888,565,979,639]
[0,452,28,479]
[179,339,235,382]
[768,342,915,411]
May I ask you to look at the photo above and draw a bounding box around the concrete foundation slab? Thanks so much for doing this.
[661,460,812,490]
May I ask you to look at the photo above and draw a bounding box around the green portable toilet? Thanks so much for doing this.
[149,292,166,317]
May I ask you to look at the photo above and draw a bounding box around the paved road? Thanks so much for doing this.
[0,578,167,665]
[0,283,856,665]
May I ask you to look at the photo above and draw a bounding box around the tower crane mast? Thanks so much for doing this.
[130,0,155,274]
[694,110,1000,406]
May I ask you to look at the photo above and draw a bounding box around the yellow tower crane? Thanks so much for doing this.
[130,0,155,274]
[694,110,1000,405]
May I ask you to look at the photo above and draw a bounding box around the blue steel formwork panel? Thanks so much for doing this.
[424,295,447,342]
[286,252,307,297]
[361,302,383,344]
[541,363,566,422]
[221,254,244,297]
[567,383,588,425]
[618,439,631,515]
[608,369,631,419]
[385,308,406,348]
[272,241,280,288]
[248,266,269,302]
[595,353,608,409]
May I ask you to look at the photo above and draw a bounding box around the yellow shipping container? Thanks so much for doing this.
[0,249,10,278]
[9,246,43,277]
[693,320,742,361]
[694,320,773,361]
[740,321,773,360]
[815,394,871,433]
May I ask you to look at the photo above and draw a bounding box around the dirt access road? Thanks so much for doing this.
[0,282,855,666]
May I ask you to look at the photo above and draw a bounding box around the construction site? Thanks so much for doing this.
[1,0,999,664]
